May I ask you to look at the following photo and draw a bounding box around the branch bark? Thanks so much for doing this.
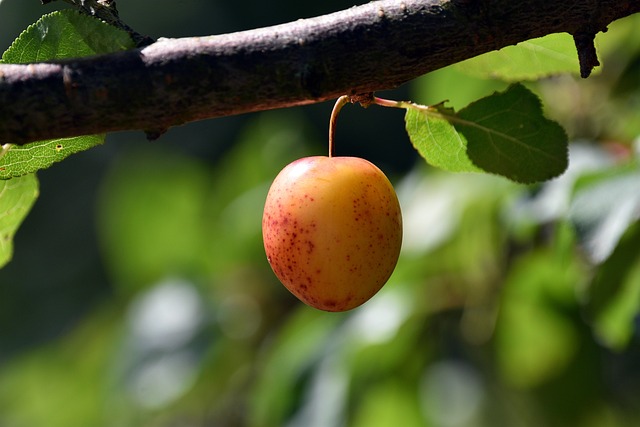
[1,0,639,145]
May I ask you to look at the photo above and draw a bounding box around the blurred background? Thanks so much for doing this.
[1,1,640,426]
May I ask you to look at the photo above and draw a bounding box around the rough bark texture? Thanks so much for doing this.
[1,0,639,145]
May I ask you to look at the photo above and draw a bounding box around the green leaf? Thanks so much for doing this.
[404,84,568,183]
[0,137,105,179]
[0,10,135,177]
[405,105,482,174]
[0,174,39,268]
[1,9,134,63]
[455,33,584,81]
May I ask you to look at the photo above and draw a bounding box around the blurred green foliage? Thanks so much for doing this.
[1,2,640,427]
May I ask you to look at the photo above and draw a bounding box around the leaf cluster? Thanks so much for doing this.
[0,10,134,267]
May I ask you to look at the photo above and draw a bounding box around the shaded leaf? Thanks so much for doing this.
[461,84,568,183]
[0,10,135,177]
[456,33,584,80]
[0,174,39,268]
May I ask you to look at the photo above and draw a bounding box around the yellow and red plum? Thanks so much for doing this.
[262,156,402,312]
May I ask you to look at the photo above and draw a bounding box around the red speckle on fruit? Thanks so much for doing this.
[324,300,337,308]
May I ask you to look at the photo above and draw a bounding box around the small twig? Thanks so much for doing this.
[328,96,350,157]
[373,97,406,109]
[348,93,375,108]
[573,31,601,78]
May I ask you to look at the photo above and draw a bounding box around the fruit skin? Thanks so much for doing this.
[262,156,402,312]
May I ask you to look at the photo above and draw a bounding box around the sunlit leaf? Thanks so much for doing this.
[0,9,135,177]
[405,104,482,173]
[0,137,105,179]
[0,174,38,268]
[1,9,134,63]
[456,33,584,80]
[404,84,568,183]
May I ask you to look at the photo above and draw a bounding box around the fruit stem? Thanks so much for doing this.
[329,95,350,157]
[372,97,407,109]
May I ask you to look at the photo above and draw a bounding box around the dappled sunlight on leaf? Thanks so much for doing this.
[404,84,569,183]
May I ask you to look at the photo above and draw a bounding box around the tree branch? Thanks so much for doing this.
[1,0,639,145]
